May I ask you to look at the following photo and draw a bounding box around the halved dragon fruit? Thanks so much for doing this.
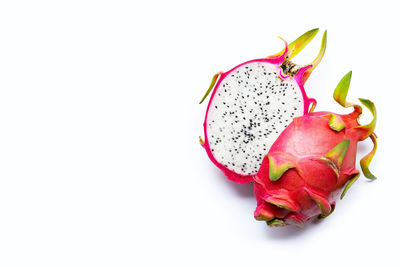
[200,29,327,184]
[253,72,377,226]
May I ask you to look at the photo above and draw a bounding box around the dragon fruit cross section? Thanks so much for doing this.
[200,29,327,184]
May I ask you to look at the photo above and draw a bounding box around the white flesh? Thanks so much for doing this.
[206,62,304,175]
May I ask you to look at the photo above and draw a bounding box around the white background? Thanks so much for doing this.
[0,1,398,266]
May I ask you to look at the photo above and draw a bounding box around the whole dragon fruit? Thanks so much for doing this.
[200,29,327,184]
[253,72,377,226]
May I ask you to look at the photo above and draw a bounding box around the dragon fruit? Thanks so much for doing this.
[200,29,327,184]
[253,71,377,227]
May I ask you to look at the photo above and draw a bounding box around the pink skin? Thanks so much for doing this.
[253,108,366,225]
[202,46,316,184]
